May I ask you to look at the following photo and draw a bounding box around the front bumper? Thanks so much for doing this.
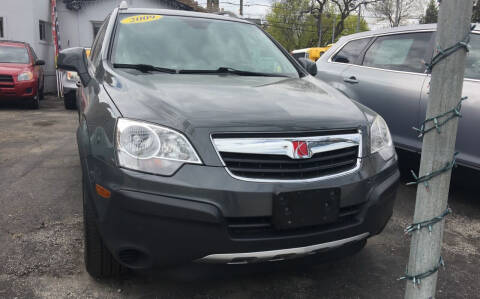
[0,80,36,99]
[85,152,399,269]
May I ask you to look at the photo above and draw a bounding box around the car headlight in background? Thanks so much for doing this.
[370,115,394,159]
[18,71,33,81]
[66,71,80,82]
[116,118,202,175]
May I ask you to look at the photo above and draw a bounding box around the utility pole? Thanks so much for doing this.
[332,14,336,44]
[404,0,473,298]
[356,3,361,33]
[317,16,323,46]
[240,0,243,16]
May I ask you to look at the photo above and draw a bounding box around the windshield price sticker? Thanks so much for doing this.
[121,15,162,24]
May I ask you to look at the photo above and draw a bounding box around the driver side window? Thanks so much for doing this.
[332,38,371,64]
[362,32,432,73]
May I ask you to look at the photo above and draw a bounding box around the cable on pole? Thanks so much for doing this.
[399,257,445,287]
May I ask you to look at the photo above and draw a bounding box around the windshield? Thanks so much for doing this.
[0,46,29,64]
[112,14,298,76]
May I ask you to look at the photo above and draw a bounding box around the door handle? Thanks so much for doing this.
[344,76,359,84]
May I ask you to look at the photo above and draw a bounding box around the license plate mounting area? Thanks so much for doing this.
[272,189,340,230]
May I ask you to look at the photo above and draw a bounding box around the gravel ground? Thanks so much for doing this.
[0,96,479,299]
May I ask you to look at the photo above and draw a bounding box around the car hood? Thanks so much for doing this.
[103,69,368,133]
[0,63,30,75]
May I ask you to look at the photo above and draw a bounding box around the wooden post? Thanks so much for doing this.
[404,0,474,298]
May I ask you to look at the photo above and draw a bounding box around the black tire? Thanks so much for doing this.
[30,90,40,109]
[83,178,123,278]
[64,92,77,110]
[38,83,45,101]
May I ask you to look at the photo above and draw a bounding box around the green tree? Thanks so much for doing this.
[265,0,369,51]
[310,0,330,47]
[339,15,369,40]
[330,0,373,40]
[420,0,438,24]
[265,0,317,51]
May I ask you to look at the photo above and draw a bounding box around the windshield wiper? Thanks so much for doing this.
[113,63,177,74]
[179,67,289,77]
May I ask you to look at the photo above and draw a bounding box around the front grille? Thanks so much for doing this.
[0,74,14,88]
[227,203,364,239]
[220,146,358,180]
[0,74,14,83]
[213,131,362,181]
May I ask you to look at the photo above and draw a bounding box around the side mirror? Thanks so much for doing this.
[57,47,91,86]
[298,57,318,76]
[35,60,45,66]
[333,55,349,64]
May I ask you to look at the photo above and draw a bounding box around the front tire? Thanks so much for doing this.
[39,80,44,100]
[83,178,123,278]
[64,92,77,110]
[30,91,40,109]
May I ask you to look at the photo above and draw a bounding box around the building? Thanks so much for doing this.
[0,0,195,93]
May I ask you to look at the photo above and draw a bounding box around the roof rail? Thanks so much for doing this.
[119,0,128,10]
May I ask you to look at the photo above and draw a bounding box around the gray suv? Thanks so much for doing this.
[316,24,480,170]
[57,6,399,278]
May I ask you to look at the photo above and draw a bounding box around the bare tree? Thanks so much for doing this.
[372,0,422,27]
[330,0,379,41]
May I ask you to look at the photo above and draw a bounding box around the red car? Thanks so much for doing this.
[0,40,45,109]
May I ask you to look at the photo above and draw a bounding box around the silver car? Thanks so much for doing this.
[60,70,80,109]
[316,24,480,170]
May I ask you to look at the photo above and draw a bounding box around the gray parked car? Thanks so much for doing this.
[57,6,399,278]
[316,24,480,170]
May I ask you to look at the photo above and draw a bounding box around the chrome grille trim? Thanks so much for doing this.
[213,133,360,159]
[211,131,362,183]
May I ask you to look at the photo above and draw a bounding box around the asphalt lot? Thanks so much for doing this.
[0,96,479,299]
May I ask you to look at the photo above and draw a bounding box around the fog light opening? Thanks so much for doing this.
[117,248,150,268]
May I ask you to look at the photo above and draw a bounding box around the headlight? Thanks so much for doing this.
[66,71,80,82]
[116,118,202,175]
[18,71,33,81]
[370,115,393,154]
